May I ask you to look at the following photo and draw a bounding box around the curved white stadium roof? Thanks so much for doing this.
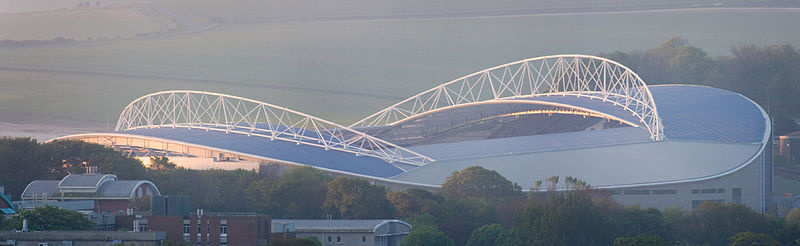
[53,55,770,189]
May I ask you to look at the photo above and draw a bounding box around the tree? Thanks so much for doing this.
[2,205,94,231]
[533,180,542,192]
[613,205,665,238]
[466,224,505,246]
[440,166,522,201]
[0,137,45,200]
[323,177,394,219]
[786,208,800,226]
[691,201,769,246]
[438,198,498,246]
[247,166,330,218]
[493,229,522,246]
[41,140,146,180]
[401,225,454,246]
[148,156,177,171]
[660,206,695,244]
[517,191,617,246]
[613,234,668,246]
[546,176,559,190]
[729,231,779,246]
[388,188,444,219]
[196,169,262,212]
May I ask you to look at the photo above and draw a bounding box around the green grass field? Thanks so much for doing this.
[0,5,174,41]
[0,6,798,124]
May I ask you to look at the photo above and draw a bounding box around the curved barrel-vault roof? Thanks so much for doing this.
[115,90,434,166]
[351,55,664,140]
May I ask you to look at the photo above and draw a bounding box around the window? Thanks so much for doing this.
[717,188,725,193]
[362,236,366,243]
[184,224,190,234]
[732,188,742,203]
[692,189,700,194]
[652,189,677,195]
[220,224,228,237]
[623,190,650,195]
[337,236,341,242]
[701,189,717,194]
[328,236,332,242]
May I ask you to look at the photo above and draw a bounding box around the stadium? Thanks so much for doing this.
[53,55,773,212]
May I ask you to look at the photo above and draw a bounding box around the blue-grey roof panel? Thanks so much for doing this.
[121,128,404,178]
[649,85,766,143]
[21,180,59,197]
[408,127,651,161]
[97,181,140,198]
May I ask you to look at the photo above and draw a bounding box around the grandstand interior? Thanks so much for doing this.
[360,102,631,147]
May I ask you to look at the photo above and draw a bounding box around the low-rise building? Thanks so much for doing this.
[148,213,271,246]
[272,219,410,246]
[16,172,160,214]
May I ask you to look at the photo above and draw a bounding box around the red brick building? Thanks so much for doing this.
[148,213,271,246]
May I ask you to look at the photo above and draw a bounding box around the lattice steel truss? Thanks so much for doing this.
[115,91,435,166]
[351,54,665,140]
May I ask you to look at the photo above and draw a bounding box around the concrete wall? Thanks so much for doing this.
[297,232,375,246]
[608,149,766,212]
[147,215,270,246]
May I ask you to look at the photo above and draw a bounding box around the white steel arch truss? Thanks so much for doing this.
[115,91,435,166]
[351,54,665,140]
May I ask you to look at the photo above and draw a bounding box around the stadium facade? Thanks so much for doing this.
[53,55,773,212]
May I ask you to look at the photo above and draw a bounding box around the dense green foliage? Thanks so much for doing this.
[2,205,94,231]
[465,224,505,246]
[518,190,617,245]
[401,225,455,246]
[0,138,147,200]
[246,166,330,218]
[147,164,262,212]
[440,166,522,201]
[729,231,780,246]
[613,234,668,246]
[601,38,800,134]
[323,177,395,219]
